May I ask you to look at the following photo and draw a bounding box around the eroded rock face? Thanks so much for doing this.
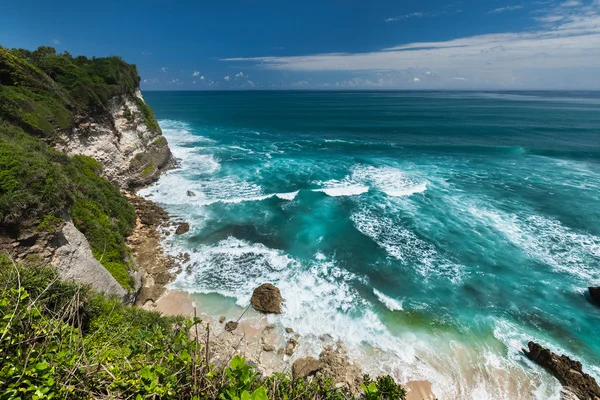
[175,223,190,235]
[524,341,600,400]
[318,343,364,394]
[52,222,127,298]
[250,283,283,313]
[225,321,239,332]
[589,287,600,305]
[57,91,174,189]
[292,357,323,378]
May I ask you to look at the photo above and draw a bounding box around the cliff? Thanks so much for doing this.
[0,45,173,299]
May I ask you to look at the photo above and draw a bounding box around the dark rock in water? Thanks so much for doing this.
[219,315,226,324]
[589,287,600,305]
[285,338,298,356]
[524,341,600,400]
[292,357,322,378]
[187,190,196,197]
[250,283,283,313]
[285,327,294,334]
[225,321,238,332]
[175,223,189,235]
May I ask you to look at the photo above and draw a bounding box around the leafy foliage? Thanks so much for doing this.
[0,259,407,399]
[0,123,135,288]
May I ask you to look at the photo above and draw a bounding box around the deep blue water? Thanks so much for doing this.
[141,91,600,399]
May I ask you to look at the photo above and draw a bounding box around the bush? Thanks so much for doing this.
[0,123,135,288]
[0,259,407,399]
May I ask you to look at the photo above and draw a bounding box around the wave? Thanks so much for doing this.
[373,288,403,311]
[351,165,428,197]
[468,206,600,283]
[351,207,463,282]
[313,184,369,197]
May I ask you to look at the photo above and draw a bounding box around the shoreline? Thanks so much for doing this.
[146,287,437,400]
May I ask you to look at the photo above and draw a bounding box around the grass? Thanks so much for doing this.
[0,257,407,399]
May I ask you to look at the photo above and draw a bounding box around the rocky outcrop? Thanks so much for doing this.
[225,321,239,332]
[126,194,176,306]
[51,222,127,298]
[175,223,190,235]
[56,90,174,189]
[589,287,600,305]
[318,343,364,394]
[524,341,600,400]
[292,357,323,378]
[250,283,283,313]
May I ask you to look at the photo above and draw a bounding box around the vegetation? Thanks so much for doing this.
[0,122,135,288]
[0,258,407,399]
[0,45,159,288]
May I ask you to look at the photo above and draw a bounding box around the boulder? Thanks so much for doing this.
[225,321,238,332]
[292,357,323,378]
[219,316,226,324]
[263,344,276,352]
[589,287,600,305]
[175,223,190,235]
[524,341,600,400]
[187,190,196,197]
[285,338,298,356]
[285,327,294,334]
[250,283,283,313]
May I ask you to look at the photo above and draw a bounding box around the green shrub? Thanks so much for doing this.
[0,259,407,399]
[0,123,135,289]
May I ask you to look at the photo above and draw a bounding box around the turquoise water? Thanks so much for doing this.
[140,91,600,399]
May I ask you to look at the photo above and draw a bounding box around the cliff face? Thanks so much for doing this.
[0,45,172,301]
[57,90,174,189]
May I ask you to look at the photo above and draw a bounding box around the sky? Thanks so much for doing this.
[2,0,600,90]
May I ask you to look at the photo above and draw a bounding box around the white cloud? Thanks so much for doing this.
[488,5,524,14]
[161,67,168,72]
[224,76,230,81]
[386,12,425,22]
[192,71,200,76]
[171,79,180,83]
[412,77,421,82]
[246,80,256,87]
[235,72,245,78]
[200,76,205,80]
[454,77,468,81]
[142,78,158,84]
[52,39,60,44]
[142,51,152,56]
[223,1,600,88]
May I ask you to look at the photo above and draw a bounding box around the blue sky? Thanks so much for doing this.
[2,0,600,89]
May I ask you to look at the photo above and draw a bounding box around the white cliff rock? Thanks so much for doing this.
[51,222,127,298]
[57,90,173,188]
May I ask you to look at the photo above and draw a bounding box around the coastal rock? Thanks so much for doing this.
[285,327,294,334]
[250,283,283,313]
[175,223,190,235]
[589,287,600,305]
[57,91,174,189]
[524,341,600,400]
[318,343,364,394]
[52,222,127,299]
[187,190,196,197]
[263,344,276,352]
[284,338,298,356]
[292,357,323,378]
[225,321,239,332]
[219,316,226,324]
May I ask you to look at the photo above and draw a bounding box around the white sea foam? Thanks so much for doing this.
[351,207,463,282]
[373,288,403,311]
[351,165,428,197]
[468,206,600,283]
[313,184,369,197]
[275,190,299,200]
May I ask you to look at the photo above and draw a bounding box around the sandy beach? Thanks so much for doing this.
[148,289,437,400]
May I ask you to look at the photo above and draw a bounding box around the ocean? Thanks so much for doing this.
[139,91,600,399]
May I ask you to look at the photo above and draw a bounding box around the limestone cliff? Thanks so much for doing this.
[0,46,173,302]
[57,90,174,189]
